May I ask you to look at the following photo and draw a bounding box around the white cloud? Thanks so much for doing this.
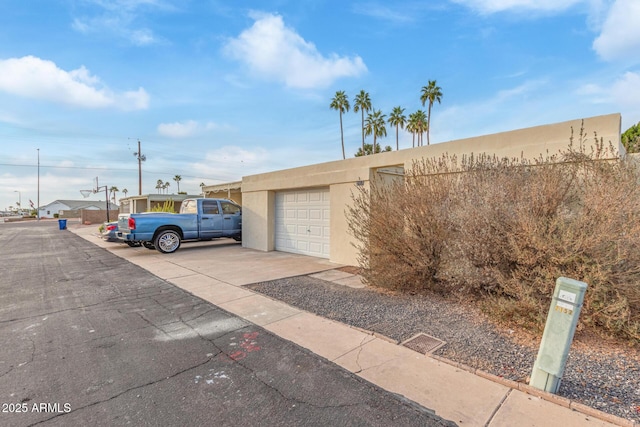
[0,56,149,110]
[190,145,271,182]
[352,4,415,24]
[577,71,640,107]
[157,120,218,138]
[592,0,640,61]
[449,0,583,14]
[575,71,640,129]
[434,79,550,140]
[611,72,640,108]
[158,120,199,138]
[223,12,367,89]
[71,0,172,45]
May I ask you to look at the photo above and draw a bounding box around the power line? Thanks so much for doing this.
[0,162,232,181]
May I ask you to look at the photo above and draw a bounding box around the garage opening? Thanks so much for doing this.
[275,188,330,258]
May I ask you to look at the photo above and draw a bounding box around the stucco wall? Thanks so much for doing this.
[241,190,274,252]
[241,113,622,265]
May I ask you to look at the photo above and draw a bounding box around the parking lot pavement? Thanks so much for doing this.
[0,221,455,426]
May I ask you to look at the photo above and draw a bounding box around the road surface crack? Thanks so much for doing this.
[27,356,220,427]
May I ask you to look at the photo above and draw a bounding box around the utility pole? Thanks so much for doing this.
[134,139,146,195]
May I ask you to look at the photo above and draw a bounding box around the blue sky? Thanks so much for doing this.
[1,0,639,213]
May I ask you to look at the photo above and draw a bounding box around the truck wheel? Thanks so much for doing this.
[142,241,155,250]
[154,230,181,254]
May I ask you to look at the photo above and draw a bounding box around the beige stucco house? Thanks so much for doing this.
[240,113,623,266]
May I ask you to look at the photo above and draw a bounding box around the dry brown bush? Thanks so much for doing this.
[347,126,640,343]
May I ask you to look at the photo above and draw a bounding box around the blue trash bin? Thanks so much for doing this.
[58,219,67,230]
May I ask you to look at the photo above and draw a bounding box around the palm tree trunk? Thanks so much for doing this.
[340,112,345,159]
[427,103,432,146]
[396,125,399,150]
[361,110,365,156]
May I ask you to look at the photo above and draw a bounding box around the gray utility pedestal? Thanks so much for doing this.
[530,277,588,393]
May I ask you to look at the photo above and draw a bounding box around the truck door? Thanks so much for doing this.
[220,201,241,233]
[200,200,224,238]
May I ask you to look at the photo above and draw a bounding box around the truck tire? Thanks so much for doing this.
[154,230,181,254]
[142,241,155,250]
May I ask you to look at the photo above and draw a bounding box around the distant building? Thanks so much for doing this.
[39,200,118,219]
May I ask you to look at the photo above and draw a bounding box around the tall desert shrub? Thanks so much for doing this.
[348,125,640,342]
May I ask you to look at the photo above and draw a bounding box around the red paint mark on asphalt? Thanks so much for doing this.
[229,350,246,361]
[229,331,261,361]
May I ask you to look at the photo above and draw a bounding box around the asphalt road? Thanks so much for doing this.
[0,221,455,427]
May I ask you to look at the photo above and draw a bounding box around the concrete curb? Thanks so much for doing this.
[428,354,637,427]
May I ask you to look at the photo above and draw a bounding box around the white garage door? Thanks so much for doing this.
[275,188,330,258]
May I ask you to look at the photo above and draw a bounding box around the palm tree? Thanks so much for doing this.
[414,110,428,146]
[173,175,182,193]
[163,181,170,194]
[364,110,387,153]
[109,186,119,204]
[353,90,372,156]
[156,179,163,194]
[388,106,406,151]
[355,143,392,156]
[329,91,350,160]
[407,112,417,148]
[420,80,443,146]
[200,182,206,195]
[122,188,128,197]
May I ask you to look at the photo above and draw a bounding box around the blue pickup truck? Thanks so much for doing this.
[118,198,242,254]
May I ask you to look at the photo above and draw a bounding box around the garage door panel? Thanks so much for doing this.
[308,192,322,202]
[308,242,322,254]
[309,209,322,220]
[308,225,322,237]
[275,188,330,258]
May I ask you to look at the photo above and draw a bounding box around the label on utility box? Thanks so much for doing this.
[555,290,577,315]
[558,290,576,303]
[555,301,574,315]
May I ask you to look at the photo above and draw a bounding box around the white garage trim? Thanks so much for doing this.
[275,188,330,258]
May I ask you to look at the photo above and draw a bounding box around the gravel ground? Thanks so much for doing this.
[247,274,640,423]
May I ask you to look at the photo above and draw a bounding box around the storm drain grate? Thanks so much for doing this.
[401,333,446,354]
